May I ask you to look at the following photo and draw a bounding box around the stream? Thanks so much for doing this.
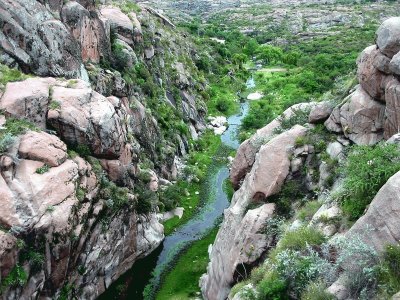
[100,77,254,300]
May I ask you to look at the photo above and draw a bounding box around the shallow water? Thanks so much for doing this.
[100,82,251,300]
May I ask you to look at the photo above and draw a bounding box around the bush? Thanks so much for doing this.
[0,264,28,291]
[257,271,288,300]
[301,281,334,300]
[0,133,16,153]
[297,201,322,222]
[274,227,326,254]
[378,244,400,297]
[340,143,400,220]
[3,118,37,135]
[274,107,311,134]
[0,64,28,87]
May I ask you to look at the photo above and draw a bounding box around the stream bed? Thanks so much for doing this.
[100,78,253,300]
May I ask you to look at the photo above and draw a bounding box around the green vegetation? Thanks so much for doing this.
[297,201,322,222]
[163,131,222,235]
[377,244,400,298]
[0,264,28,292]
[339,143,400,220]
[0,64,28,88]
[155,227,218,299]
[35,164,50,174]
[273,226,326,255]
[301,281,335,300]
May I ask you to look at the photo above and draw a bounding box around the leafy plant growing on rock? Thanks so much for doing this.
[339,143,400,220]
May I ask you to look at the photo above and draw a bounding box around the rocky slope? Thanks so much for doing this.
[201,16,400,300]
[0,0,213,298]
[139,0,400,44]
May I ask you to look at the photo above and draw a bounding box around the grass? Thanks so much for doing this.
[297,201,322,222]
[155,227,218,299]
[271,226,326,258]
[0,64,28,88]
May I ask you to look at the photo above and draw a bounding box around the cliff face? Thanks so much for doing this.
[201,17,400,300]
[0,0,210,298]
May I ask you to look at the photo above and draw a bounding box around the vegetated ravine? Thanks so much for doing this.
[100,77,254,300]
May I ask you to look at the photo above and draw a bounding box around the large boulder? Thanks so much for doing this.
[230,103,315,189]
[339,86,385,145]
[201,125,307,300]
[47,80,130,159]
[61,1,110,63]
[389,52,400,76]
[0,78,57,129]
[0,0,82,77]
[100,7,133,45]
[384,78,400,139]
[308,101,334,123]
[356,45,391,102]
[376,17,400,58]
[344,170,400,252]
[18,131,68,167]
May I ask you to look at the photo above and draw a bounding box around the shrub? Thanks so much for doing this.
[274,227,326,254]
[274,107,311,134]
[273,248,334,297]
[297,201,322,222]
[4,118,37,135]
[0,64,28,87]
[334,235,379,298]
[0,264,28,291]
[377,244,400,297]
[136,187,157,215]
[257,271,289,300]
[301,281,334,300]
[36,164,50,174]
[160,184,184,211]
[0,133,16,153]
[340,143,400,220]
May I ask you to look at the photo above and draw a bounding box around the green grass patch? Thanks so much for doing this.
[0,64,28,88]
[155,227,218,300]
[271,226,326,258]
[297,201,322,222]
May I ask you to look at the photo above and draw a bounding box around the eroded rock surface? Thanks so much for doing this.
[201,125,307,300]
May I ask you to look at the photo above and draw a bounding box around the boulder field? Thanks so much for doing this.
[201,17,400,300]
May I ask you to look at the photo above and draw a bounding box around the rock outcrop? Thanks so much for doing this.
[201,125,307,300]
[230,103,315,189]
[345,171,400,252]
[0,0,212,298]
[325,17,400,144]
